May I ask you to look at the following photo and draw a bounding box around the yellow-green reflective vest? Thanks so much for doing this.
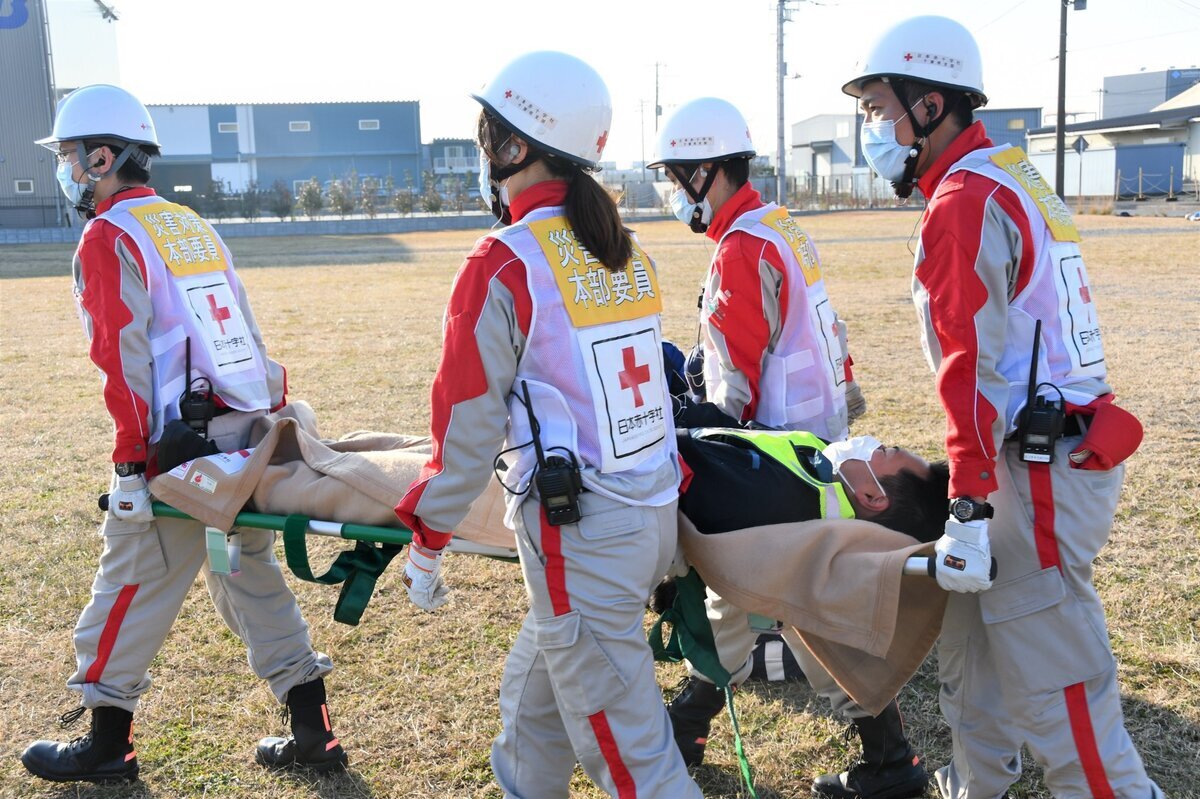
[691,428,855,520]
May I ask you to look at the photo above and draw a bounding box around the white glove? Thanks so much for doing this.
[109,473,154,523]
[403,543,450,611]
[934,519,993,593]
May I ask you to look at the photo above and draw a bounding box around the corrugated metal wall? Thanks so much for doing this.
[1029,149,1117,197]
[1114,143,1187,196]
[0,0,62,227]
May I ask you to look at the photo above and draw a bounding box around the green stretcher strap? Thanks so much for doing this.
[648,568,757,798]
[281,514,404,626]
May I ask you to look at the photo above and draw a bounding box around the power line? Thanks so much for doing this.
[1160,0,1200,15]
[1052,26,1200,56]
[980,0,1034,30]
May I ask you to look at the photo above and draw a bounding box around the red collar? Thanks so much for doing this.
[95,186,157,215]
[917,121,993,199]
[508,179,570,223]
[707,182,764,242]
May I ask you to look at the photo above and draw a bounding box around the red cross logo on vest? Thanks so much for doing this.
[596,130,608,153]
[1076,267,1091,304]
[207,293,231,335]
[504,89,513,98]
[617,346,650,408]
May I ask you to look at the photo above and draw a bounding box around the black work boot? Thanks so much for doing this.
[21,705,138,783]
[812,700,927,799]
[256,677,347,773]
[666,676,727,767]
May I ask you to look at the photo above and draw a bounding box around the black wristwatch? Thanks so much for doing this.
[114,461,147,478]
[948,496,994,522]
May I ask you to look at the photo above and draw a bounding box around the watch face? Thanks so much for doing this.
[951,498,975,521]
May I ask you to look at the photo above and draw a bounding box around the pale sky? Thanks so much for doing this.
[46,0,1200,167]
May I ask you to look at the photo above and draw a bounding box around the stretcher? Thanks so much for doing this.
[100,493,983,799]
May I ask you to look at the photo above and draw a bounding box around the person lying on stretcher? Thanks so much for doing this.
[675,407,949,541]
[660,408,951,794]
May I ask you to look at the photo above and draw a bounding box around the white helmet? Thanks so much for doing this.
[841,16,987,108]
[36,84,160,149]
[471,51,612,170]
[647,97,756,168]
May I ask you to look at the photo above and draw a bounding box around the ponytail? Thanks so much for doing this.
[555,164,632,271]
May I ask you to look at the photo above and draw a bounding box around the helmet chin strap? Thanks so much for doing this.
[484,145,541,225]
[886,78,950,201]
[70,139,145,219]
[891,142,924,201]
[668,164,718,233]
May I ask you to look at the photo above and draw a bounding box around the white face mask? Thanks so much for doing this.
[669,187,712,230]
[478,152,512,219]
[823,435,886,497]
[860,113,918,183]
[477,151,492,207]
[56,150,99,208]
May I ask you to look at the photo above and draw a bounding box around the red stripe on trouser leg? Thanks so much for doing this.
[1028,462,1061,571]
[588,710,637,799]
[1064,682,1116,799]
[539,506,572,616]
[1029,463,1116,797]
[84,583,140,683]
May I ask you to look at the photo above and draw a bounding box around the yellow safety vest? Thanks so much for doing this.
[691,428,855,520]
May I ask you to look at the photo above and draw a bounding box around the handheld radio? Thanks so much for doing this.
[521,380,583,526]
[1017,320,1065,464]
[178,337,215,437]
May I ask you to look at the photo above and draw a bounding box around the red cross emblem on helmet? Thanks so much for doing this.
[904,52,913,61]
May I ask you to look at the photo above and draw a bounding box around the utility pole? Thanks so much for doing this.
[655,62,662,132]
[776,1,790,205]
[1055,0,1087,201]
[639,100,647,182]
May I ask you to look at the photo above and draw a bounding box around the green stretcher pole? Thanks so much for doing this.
[148,501,415,546]
[100,495,518,625]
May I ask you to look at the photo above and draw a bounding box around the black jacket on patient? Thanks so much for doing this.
[676,431,830,534]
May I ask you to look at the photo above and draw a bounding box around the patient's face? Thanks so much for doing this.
[873,446,930,480]
[839,445,930,491]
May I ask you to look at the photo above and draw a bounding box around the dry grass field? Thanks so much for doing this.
[1,211,1197,798]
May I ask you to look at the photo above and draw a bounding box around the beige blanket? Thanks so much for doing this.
[149,402,514,548]
[150,404,942,711]
[678,514,946,716]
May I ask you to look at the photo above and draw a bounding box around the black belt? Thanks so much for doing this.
[212,405,235,418]
[1007,413,1086,441]
[1063,414,1086,438]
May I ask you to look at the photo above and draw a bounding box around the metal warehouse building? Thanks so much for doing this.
[1102,68,1200,119]
[0,0,63,228]
[147,101,423,203]
[1027,94,1199,198]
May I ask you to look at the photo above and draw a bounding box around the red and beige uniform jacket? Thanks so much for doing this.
[396,181,679,551]
[73,187,285,474]
[700,183,851,440]
[913,122,1112,498]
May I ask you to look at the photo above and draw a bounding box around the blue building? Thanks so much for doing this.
[147,101,422,202]
[1103,68,1200,119]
